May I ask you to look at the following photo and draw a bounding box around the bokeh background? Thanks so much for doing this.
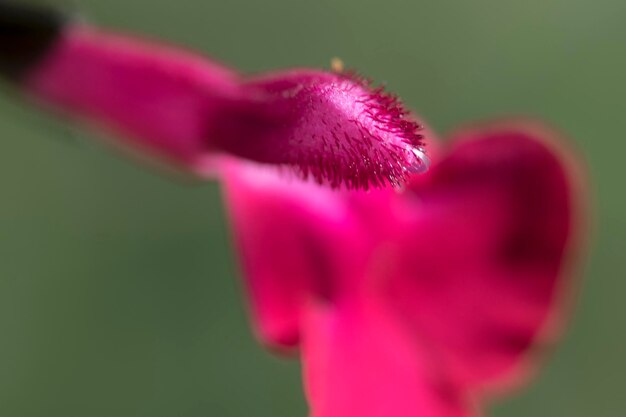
[0,0,624,416]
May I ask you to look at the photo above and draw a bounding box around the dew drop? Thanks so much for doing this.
[405,147,430,174]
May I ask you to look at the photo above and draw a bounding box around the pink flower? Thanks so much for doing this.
[2,5,586,416]
[220,120,585,417]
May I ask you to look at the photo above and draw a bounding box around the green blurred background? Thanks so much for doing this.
[0,0,624,416]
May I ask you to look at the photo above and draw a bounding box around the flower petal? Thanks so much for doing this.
[384,119,585,394]
[20,20,430,188]
[302,299,471,417]
[219,160,364,349]
[25,26,241,174]
[216,70,429,189]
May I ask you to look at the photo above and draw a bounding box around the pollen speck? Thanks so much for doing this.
[330,57,344,73]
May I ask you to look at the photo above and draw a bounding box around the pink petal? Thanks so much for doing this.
[217,121,584,415]
[383,119,585,395]
[219,159,366,349]
[302,298,471,417]
[217,70,429,188]
[25,26,242,174]
[23,24,429,188]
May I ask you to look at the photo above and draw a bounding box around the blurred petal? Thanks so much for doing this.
[302,299,471,417]
[384,120,584,394]
[25,26,241,173]
[219,160,364,349]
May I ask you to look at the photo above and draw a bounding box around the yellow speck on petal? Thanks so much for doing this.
[330,57,344,73]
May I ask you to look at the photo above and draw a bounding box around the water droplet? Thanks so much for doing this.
[405,147,430,174]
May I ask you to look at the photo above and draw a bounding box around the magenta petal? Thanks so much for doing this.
[218,120,585,415]
[215,70,429,188]
[22,25,430,188]
[302,299,471,417]
[385,120,585,394]
[25,26,241,174]
[219,160,363,349]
